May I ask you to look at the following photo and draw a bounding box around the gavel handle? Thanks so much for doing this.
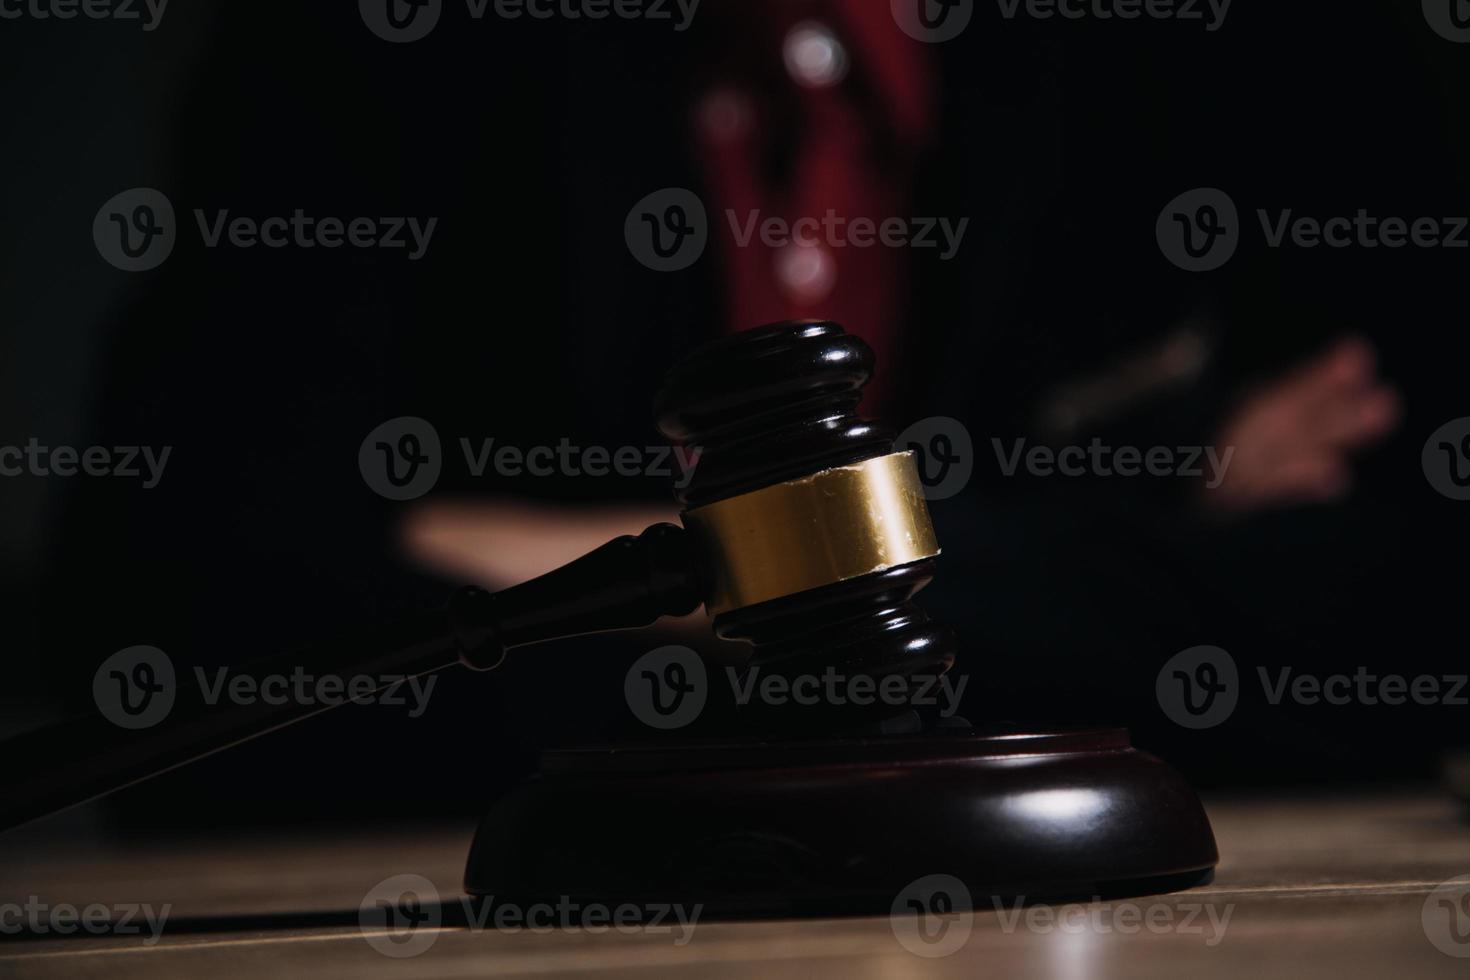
[1,523,699,831]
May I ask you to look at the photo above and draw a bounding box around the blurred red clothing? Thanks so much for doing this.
[692,0,936,410]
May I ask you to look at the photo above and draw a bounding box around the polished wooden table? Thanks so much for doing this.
[2,791,1468,978]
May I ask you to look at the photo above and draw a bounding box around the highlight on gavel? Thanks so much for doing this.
[2,320,1216,915]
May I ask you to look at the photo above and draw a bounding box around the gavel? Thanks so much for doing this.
[3,321,937,826]
[2,321,1216,917]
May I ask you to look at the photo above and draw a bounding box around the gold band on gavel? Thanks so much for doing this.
[683,452,941,616]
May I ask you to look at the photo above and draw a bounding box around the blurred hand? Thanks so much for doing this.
[401,498,681,590]
[1205,337,1400,514]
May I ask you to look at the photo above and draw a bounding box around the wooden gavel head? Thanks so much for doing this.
[657,320,958,731]
[451,319,958,731]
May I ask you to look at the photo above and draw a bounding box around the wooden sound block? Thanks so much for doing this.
[464,729,1218,919]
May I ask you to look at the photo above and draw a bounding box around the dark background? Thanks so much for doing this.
[1,1,1466,833]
